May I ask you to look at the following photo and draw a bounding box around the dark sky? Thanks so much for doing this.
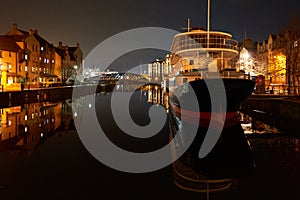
[1,0,299,58]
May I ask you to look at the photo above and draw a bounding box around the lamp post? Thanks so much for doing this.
[74,65,78,83]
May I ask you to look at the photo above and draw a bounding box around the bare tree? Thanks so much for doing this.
[61,62,75,85]
[281,15,300,95]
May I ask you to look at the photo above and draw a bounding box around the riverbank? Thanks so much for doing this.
[0,84,115,108]
[241,95,300,135]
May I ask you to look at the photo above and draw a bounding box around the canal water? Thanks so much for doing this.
[0,85,299,199]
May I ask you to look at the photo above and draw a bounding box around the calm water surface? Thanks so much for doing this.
[0,87,299,199]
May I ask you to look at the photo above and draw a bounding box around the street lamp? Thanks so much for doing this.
[74,65,78,81]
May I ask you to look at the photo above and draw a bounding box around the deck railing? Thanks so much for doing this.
[171,36,239,53]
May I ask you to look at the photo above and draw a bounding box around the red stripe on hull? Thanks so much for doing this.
[169,101,239,129]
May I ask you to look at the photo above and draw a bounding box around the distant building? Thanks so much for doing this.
[148,54,173,83]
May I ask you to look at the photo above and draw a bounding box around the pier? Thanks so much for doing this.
[240,95,300,135]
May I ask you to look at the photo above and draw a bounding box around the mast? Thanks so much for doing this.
[207,0,210,47]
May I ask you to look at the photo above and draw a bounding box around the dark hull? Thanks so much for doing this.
[170,78,256,112]
[169,78,256,183]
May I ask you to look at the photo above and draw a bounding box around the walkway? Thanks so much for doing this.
[241,95,300,135]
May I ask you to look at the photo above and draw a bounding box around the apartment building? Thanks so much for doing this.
[0,23,82,91]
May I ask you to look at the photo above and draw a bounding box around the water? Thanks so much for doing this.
[0,86,299,199]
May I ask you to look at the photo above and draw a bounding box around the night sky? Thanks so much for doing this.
[1,0,299,60]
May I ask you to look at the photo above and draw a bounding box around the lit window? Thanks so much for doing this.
[44,58,47,63]
[25,55,28,60]
[52,60,55,63]
[8,64,12,70]
[25,66,28,72]
[41,46,44,51]
[8,78,13,84]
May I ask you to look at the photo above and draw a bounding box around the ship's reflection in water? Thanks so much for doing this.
[147,85,255,195]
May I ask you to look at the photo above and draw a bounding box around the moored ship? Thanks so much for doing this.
[168,0,255,192]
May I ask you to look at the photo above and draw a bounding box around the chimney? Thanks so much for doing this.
[29,29,33,35]
[58,41,63,48]
[65,45,69,54]
[13,23,18,30]
[33,29,38,34]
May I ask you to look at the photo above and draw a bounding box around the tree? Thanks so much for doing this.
[60,60,76,85]
[280,15,300,95]
[238,47,267,76]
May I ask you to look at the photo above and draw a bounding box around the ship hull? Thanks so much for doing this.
[169,78,255,180]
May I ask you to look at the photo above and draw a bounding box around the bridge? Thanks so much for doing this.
[240,95,300,135]
[84,72,148,85]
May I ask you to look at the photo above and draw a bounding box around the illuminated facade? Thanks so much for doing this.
[148,54,173,83]
[0,36,22,91]
[257,33,290,94]
[0,23,82,90]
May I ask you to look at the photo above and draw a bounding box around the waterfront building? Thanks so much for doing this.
[239,29,300,95]
[55,42,83,84]
[0,35,22,91]
[0,23,82,90]
[257,33,289,94]
[148,54,173,88]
